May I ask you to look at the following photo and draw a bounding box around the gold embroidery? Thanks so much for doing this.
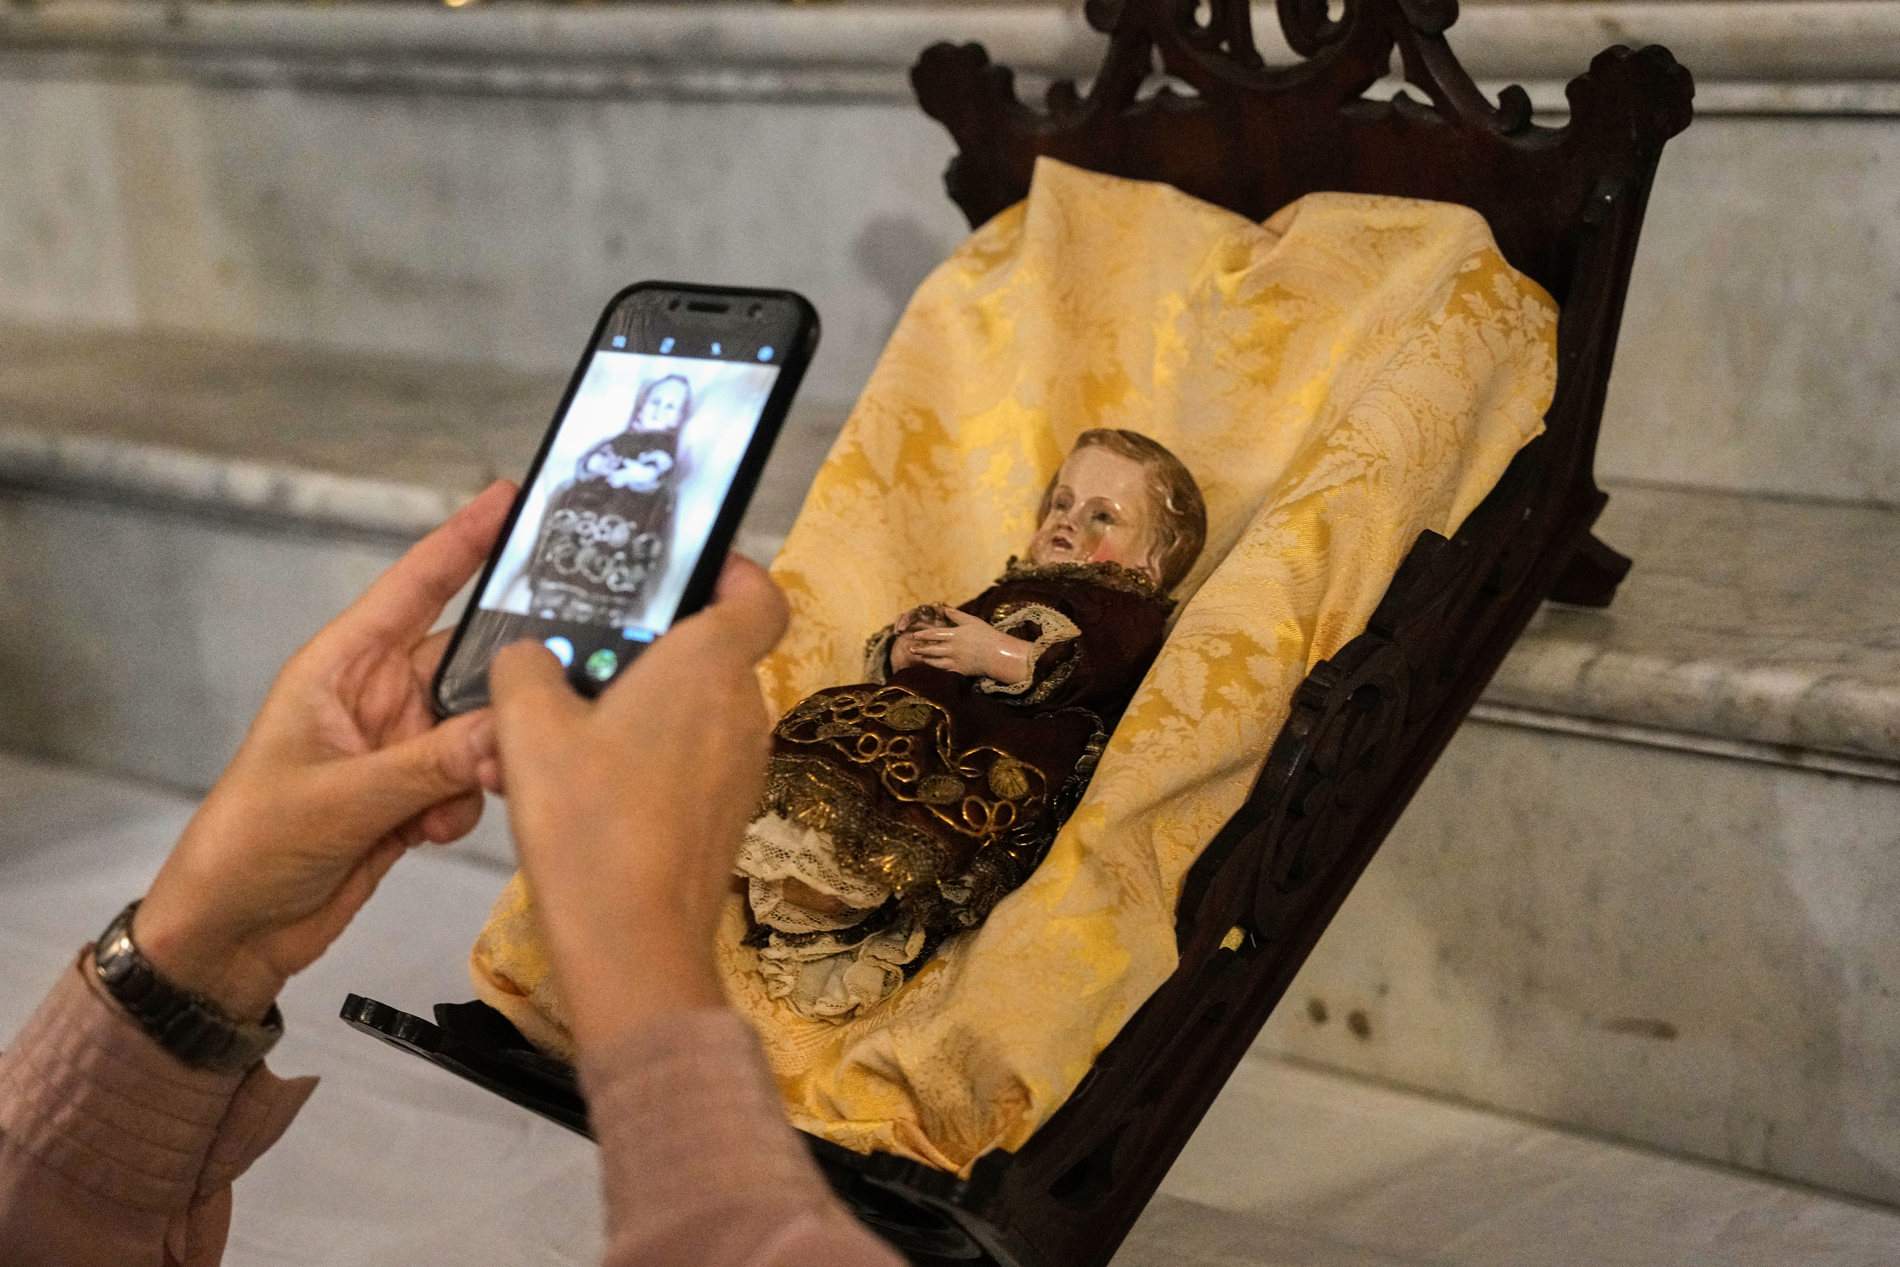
[885,698,935,731]
[988,758,1033,800]
[770,686,1051,890]
[762,755,952,893]
[918,775,965,804]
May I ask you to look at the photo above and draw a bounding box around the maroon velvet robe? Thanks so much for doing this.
[754,558,1173,955]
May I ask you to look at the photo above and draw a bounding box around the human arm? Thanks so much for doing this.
[486,560,906,1267]
[0,482,514,1266]
[0,960,314,1267]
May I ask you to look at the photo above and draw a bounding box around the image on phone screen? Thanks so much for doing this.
[434,285,813,714]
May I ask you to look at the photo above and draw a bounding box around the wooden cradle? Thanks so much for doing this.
[344,3,1692,1263]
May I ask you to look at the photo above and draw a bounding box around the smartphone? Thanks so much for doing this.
[432,281,819,715]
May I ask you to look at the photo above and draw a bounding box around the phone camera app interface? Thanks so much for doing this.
[439,294,785,709]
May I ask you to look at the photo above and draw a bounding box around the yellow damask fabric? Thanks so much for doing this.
[470,157,1557,1173]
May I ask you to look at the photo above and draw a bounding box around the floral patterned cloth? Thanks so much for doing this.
[471,157,1556,1174]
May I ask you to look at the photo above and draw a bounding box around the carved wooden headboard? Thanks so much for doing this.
[915,0,1692,302]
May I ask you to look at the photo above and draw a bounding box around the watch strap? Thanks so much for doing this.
[91,901,283,1074]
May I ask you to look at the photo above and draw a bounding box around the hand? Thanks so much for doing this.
[904,608,1033,684]
[487,556,788,1052]
[132,482,516,1021]
[893,603,949,635]
[888,603,947,673]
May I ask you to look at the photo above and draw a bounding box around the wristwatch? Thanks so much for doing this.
[91,900,284,1073]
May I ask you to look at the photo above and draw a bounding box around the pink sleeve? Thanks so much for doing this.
[577,1008,906,1267]
[0,955,316,1267]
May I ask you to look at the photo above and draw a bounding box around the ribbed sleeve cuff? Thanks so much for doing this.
[0,956,316,1213]
[578,1008,838,1259]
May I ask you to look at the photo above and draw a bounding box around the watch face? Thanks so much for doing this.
[94,918,139,984]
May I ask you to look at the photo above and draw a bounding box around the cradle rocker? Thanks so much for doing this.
[344,1,1693,1262]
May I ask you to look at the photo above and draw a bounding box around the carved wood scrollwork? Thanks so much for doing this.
[912,0,1692,298]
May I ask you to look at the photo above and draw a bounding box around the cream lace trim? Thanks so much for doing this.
[755,919,927,1021]
[863,624,899,683]
[977,601,1081,701]
[737,812,891,934]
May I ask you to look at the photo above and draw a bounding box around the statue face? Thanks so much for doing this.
[634,378,688,432]
[1028,446,1161,583]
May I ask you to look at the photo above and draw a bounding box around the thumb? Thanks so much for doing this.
[684,555,789,665]
[490,640,588,731]
[488,640,589,772]
[323,710,491,844]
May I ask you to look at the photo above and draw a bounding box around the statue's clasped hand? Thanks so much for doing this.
[901,609,1032,685]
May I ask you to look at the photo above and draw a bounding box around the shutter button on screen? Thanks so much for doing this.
[584,648,619,683]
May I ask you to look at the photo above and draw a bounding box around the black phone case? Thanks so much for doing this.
[429,281,819,716]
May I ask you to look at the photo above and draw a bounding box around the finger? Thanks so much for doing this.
[683,555,789,665]
[331,481,516,648]
[941,608,984,626]
[476,757,505,796]
[419,790,484,844]
[489,641,588,752]
[317,709,492,844]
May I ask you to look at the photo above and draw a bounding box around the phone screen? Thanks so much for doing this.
[434,285,812,714]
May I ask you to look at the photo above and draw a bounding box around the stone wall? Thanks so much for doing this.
[2,1,1897,502]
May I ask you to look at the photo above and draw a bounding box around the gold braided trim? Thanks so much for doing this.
[762,754,959,894]
[999,556,1172,607]
[769,685,1050,890]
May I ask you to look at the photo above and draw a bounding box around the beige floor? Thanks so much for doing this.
[4,751,1897,1266]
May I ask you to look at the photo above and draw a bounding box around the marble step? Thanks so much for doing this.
[6,748,1900,1266]
[2,323,1897,1205]
[0,2,1896,507]
[2,323,1895,776]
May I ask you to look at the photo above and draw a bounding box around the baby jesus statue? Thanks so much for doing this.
[737,429,1207,1020]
